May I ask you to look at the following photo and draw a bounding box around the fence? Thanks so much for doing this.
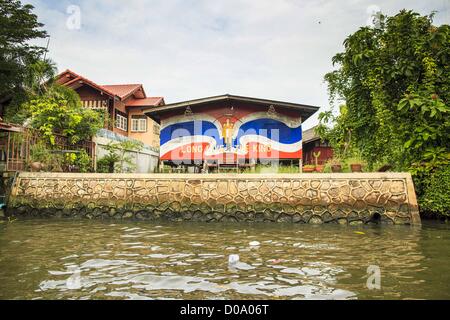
[0,125,95,172]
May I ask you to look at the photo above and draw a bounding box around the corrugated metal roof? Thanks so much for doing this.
[302,126,320,143]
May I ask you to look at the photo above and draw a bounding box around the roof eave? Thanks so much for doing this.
[56,70,118,98]
[144,94,320,124]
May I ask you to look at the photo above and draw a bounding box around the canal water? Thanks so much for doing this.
[0,219,449,300]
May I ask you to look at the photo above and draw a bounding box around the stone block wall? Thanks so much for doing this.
[7,173,421,225]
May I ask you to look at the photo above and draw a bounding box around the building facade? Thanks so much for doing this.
[145,95,319,169]
[302,126,333,165]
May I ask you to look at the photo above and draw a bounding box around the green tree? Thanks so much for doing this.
[5,58,57,124]
[22,59,57,97]
[318,10,450,216]
[24,84,104,145]
[0,0,48,107]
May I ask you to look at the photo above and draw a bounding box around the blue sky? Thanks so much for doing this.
[26,0,449,129]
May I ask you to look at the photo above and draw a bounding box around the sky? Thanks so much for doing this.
[25,0,450,129]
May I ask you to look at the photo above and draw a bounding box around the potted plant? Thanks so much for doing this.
[303,165,316,173]
[350,162,362,172]
[347,156,364,172]
[29,141,51,172]
[329,158,342,173]
[30,161,46,172]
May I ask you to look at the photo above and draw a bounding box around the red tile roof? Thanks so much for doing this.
[101,84,144,100]
[126,97,164,107]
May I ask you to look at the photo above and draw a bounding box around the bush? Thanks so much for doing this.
[101,140,143,173]
[419,166,450,218]
[29,140,52,164]
[96,155,118,173]
[74,150,91,173]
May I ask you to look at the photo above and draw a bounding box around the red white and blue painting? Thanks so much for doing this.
[159,105,303,162]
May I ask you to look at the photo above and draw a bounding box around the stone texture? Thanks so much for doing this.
[7,173,421,225]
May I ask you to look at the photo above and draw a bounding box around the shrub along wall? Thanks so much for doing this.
[419,166,450,218]
[7,172,421,225]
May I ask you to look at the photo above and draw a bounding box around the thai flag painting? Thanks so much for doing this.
[159,109,302,162]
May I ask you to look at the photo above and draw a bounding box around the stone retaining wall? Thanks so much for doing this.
[7,172,421,225]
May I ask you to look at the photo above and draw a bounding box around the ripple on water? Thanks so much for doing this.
[0,220,449,299]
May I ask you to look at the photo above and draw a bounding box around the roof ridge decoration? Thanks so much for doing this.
[184,106,194,117]
[267,105,278,117]
[224,106,235,118]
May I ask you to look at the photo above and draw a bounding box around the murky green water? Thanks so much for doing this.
[0,219,449,300]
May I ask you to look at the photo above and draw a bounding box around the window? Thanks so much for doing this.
[131,116,147,132]
[115,113,128,131]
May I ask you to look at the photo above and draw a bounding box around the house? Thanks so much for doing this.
[302,126,333,165]
[56,70,164,149]
[144,94,319,172]
[56,70,164,172]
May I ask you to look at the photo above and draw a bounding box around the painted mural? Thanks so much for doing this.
[160,105,302,162]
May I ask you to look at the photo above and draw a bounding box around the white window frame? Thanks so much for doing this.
[131,116,147,132]
[115,113,128,131]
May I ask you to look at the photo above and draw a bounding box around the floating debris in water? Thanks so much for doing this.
[228,254,255,270]
[249,241,261,247]
[268,259,284,264]
[228,254,240,266]
[354,231,365,235]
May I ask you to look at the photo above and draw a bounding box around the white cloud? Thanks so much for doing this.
[25,0,449,129]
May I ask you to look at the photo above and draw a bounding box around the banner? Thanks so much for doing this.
[160,109,302,162]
